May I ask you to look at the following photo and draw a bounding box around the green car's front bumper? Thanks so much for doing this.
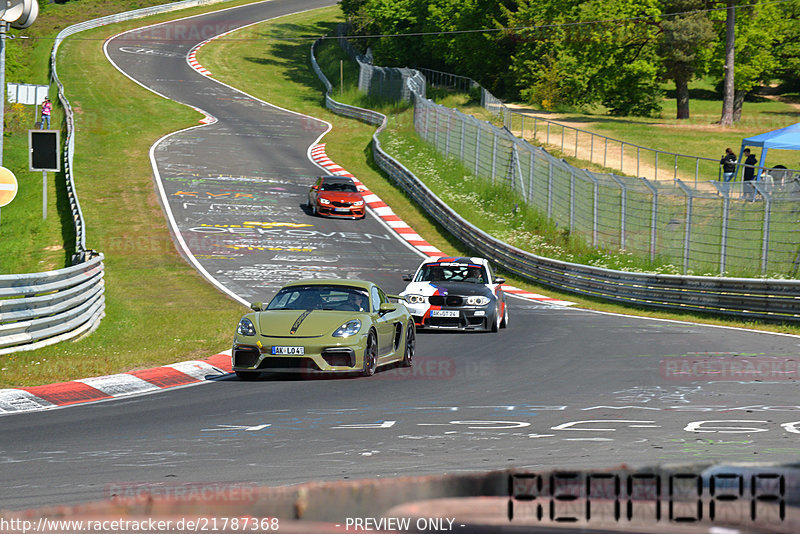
[232,334,369,373]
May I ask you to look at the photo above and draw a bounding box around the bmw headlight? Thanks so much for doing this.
[320,198,331,205]
[353,201,364,206]
[466,296,490,306]
[236,317,256,336]
[405,294,425,304]
[333,319,362,338]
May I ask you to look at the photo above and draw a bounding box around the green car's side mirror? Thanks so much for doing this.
[250,302,263,311]
[379,302,398,314]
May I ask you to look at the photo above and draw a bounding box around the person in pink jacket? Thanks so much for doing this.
[41,96,51,129]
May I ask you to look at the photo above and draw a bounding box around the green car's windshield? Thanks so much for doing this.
[267,286,370,312]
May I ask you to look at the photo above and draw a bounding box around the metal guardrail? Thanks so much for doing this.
[0,256,105,355]
[312,38,800,322]
[1,0,236,355]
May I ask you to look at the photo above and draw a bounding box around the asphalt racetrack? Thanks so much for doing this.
[3,0,800,514]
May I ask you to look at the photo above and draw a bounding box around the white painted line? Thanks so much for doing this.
[167,360,227,381]
[0,390,54,413]
[78,374,160,397]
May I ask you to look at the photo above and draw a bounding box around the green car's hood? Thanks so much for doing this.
[256,309,366,337]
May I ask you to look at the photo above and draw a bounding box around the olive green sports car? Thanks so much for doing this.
[232,279,415,379]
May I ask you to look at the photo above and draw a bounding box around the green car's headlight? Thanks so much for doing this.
[467,296,490,306]
[236,317,256,336]
[333,319,362,338]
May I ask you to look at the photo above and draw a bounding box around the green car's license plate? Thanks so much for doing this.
[272,346,304,355]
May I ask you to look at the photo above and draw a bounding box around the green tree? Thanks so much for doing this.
[657,0,715,119]
[710,0,785,122]
[506,0,663,115]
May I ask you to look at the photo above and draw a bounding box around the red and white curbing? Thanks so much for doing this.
[310,144,575,307]
[187,42,212,77]
[0,352,232,415]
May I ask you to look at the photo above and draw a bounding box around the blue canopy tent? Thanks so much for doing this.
[738,123,800,179]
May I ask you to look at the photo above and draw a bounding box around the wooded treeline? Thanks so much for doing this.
[339,0,800,119]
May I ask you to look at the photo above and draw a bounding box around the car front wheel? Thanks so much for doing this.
[491,304,501,332]
[401,322,415,367]
[361,331,377,377]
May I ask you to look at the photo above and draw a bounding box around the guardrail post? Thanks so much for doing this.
[590,134,594,164]
[712,181,730,275]
[459,118,465,160]
[676,179,693,274]
[561,126,565,153]
[604,137,608,168]
[610,175,627,250]
[528,150,535,204]
[475,124,480,177]
[620,142,624,174]
[636,147,640,177]
[695,158,700,188]
[756,183,773,276]
[491,129,497,184]
[570,168,575,231]
[641,178,658,263]
[592,174,599,247]
[445,109,451,157]
[548,159,554,219]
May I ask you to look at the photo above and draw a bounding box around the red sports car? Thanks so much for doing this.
[307,176,366,219]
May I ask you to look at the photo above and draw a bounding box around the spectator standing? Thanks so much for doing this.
[720,147,737,182]
[742,148,757,201]
[41,97,51,129]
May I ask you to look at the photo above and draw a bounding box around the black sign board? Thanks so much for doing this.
[29,130,61,172]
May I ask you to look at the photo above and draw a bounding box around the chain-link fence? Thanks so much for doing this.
[335,28,800,278]
[413,98,800,277]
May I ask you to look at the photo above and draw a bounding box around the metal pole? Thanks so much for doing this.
[655,152,659,181]
[42,170,47,219]
[0,22,6,166]
[575,129,578,158]
[762,192,771,276]
[674,154,678,182]
[620,142,624,174]
[695,158,700,188]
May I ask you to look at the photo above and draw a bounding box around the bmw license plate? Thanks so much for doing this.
[430,309,459,318]
[271,346,304,355]
[334,208,351,212]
